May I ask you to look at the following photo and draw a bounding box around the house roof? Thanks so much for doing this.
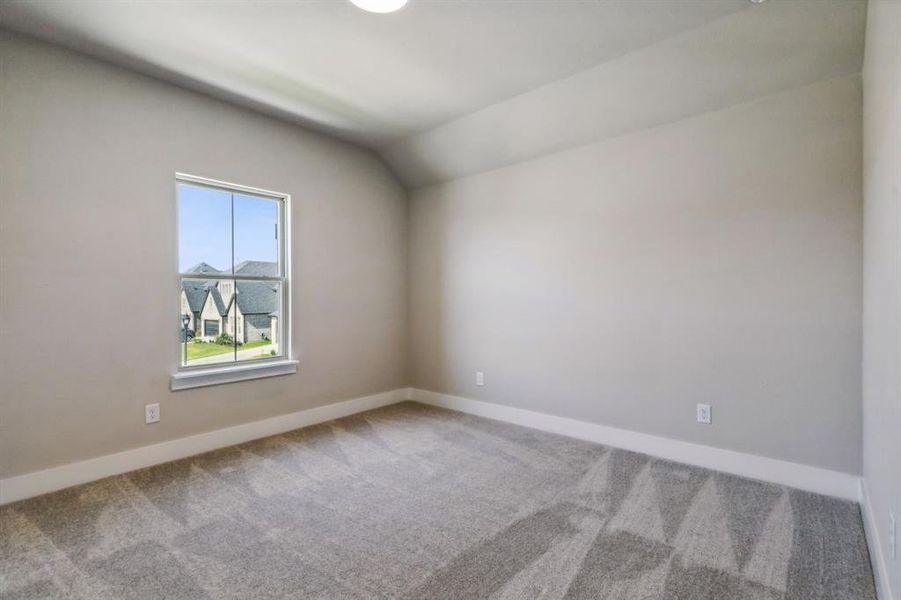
[184,262,222,275]
[234,260,278,277]
[182,280,212,313]
[236,281,279,316]
[184,261,277,276]
[182,261,278,316]
[182,280,229,317]
[209,287,229,317]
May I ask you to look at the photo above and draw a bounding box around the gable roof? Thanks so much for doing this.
[234,260,278,277]
[182,261,278,316]
[235,281,279,316]
[182,280,212,312]
[209,287,229,317]
[182,279,230,317]
[184,262,222,275]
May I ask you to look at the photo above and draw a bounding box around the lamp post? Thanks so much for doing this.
[181,314,191,366]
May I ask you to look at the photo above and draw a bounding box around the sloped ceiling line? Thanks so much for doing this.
[0,0,865,190]
[380,0,866,189]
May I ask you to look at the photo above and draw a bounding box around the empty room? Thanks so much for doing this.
[0,0,899,598]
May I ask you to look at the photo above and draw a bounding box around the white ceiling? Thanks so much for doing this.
[0,0,866,188]
[384,0,867,186]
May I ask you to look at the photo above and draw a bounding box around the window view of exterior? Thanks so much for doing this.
[177,179,286,368]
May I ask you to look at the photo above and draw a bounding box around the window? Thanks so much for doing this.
[173,174,294,390]
[204,320,219,337]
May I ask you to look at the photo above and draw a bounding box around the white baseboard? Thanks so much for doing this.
[411,389,861,501]
[0,388,408,505]
[860,479,897,600]
[0,387,862,507]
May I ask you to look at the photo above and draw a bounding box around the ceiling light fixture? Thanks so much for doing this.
[349,0,408,14]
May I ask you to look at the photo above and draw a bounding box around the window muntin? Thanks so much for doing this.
[177,176,288,370]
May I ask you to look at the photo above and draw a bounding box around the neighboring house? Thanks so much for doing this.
[180,262,223,337]
[179,261,279,346]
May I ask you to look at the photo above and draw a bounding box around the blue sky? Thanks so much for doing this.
[178,183,278,273]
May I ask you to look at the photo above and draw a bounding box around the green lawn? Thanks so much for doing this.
[184,339,271,360]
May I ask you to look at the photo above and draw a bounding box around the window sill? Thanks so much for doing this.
[171,359,298,391]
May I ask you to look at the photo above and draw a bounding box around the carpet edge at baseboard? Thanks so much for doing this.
[0,388,409,505]
[411,388,861,502]
[1,386,861,506]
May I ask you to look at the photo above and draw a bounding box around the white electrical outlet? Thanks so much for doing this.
[890,512,896,561]
[696,403,711,424]
[145,403,160,424]
[475,371,485,386]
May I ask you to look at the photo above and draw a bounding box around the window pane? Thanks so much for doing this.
[178,183,233,275]
[176,177,287,372]
[234,193,279,277]
[179,278,236,367]
[234,279,282,362]
[203,320,219,337]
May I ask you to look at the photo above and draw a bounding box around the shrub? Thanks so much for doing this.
[270,350,277,356]
[215,333,234,346]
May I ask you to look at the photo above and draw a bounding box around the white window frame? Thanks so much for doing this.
[171,173,296,391]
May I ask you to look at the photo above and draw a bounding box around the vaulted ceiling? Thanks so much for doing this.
[0,0,866,188]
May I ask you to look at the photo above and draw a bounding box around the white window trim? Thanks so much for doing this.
[171,359,298,391]
[172,173,294,391]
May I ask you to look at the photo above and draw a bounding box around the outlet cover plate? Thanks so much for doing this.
[145,403,160,424]
[696,403,711,425]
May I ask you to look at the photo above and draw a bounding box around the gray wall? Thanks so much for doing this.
[409,75,863,474]
[0,32,408,478]
[0,24,869,489]
[862,0,901,593]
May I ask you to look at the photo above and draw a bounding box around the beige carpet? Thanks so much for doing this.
[0,402,875,599]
